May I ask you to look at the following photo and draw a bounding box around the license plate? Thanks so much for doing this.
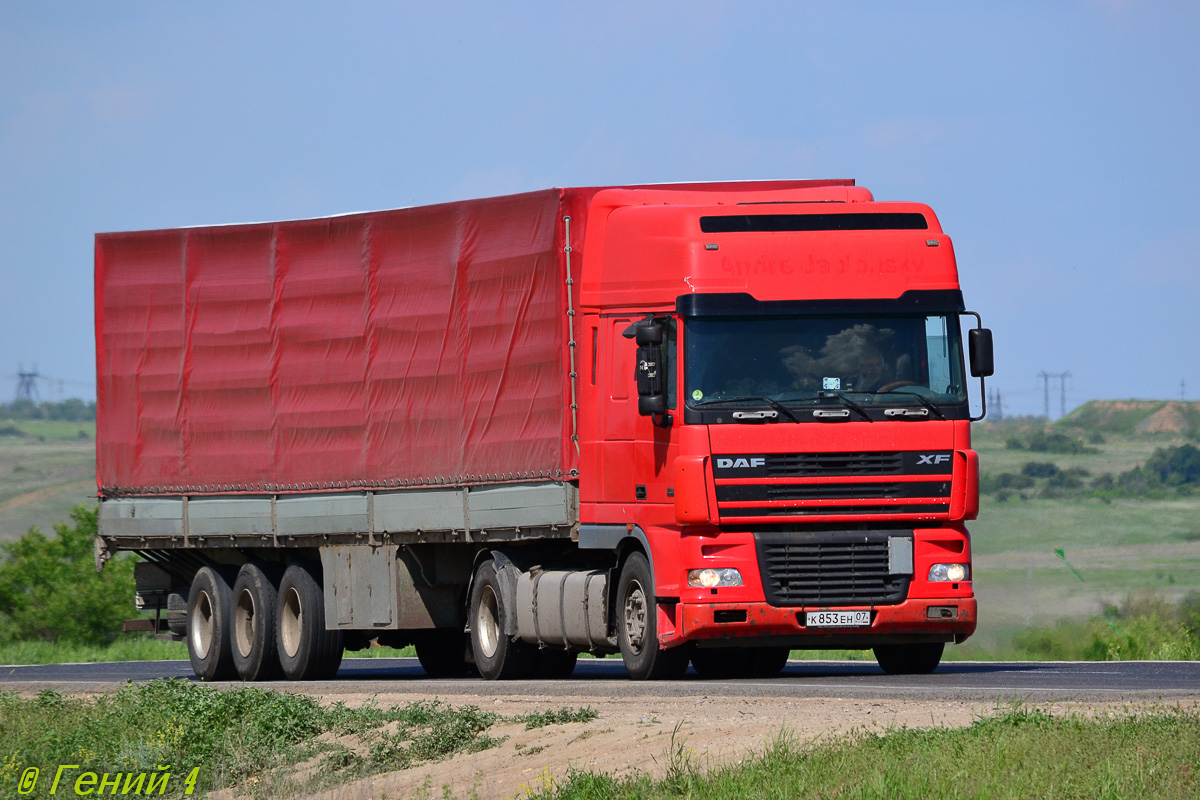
[806,610,871,628]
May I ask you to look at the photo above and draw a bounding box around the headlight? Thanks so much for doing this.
[928,563,970,582]
[687,568,743,588]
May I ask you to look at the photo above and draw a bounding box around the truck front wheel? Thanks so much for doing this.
[276,562,344,680]
[187,566,238,681]
[231,562,283,681]
[469,560,537,680]
[617,552,690,680]
[873,642,944,675]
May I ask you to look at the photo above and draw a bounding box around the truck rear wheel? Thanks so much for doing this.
[231,562,283,681]
[276,562,343,680]
[617,552,690,680]
[873,642,944,675]
[691,646,790,679]
[187,566,238,681]
[469,560,537,680]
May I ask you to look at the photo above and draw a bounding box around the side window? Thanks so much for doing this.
[610,318,632,400]
[666,322,677,409]
[925,315,952,394]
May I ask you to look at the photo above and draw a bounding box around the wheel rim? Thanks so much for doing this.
[623,579,648,655]
[281,586,303,659]
[234,588,256,659]
[190,589,214,659]
[476,585,501,659]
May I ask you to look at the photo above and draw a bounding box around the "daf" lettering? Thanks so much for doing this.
[717,457,766,469]
[917,454,952,465]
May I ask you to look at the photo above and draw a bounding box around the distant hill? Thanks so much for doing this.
[1057,400,1200,436]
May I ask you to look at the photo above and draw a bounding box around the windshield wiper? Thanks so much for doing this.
[825,392,874,422]
[875,391,946,420]
[693,396,800,423]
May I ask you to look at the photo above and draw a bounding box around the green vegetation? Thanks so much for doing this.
[964,414,1200,658]
[0,637,187,666]
[981,592,1200,661]
[0,682,595,798]
[983,443,1200,501]
[530,706,1200,800]
[0,398,96,424]
[0,506,134,646]
[1058,399,1200,438]
[1004,427,1100,454]
[521,707,599,730]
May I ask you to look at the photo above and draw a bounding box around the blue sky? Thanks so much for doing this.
[2,2,1197,417]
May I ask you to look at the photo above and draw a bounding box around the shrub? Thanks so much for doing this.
[1022,461,1060,479]
[1142,444,1200,487]
[1025,430,1098,454]
[0,505,134,645]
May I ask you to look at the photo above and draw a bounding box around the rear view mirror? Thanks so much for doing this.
[634,322,663,346]
[636,345,666,414]
[968,328,994,378]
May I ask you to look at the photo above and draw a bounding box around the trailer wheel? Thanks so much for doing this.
[187,566,238,681]
[276,562,344,680]
[536,648,578,679]
[873,642,944,675]
[617,552,690,680]
[414,631,470,678]
[691,646,789,679]
[469,560,537,680]
[231,563,283,681]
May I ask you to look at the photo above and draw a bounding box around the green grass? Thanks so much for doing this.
[0,680,598,798]
[534,706,1200,800]
[0,638,419,666]
[0,431,95,546]
[961,422,1200,656]
[0,636,187,666]
[0,419,96,442]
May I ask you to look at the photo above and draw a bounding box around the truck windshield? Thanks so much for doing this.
[685,314,967,410]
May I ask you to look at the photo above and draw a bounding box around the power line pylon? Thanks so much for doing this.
[15,364,40,402]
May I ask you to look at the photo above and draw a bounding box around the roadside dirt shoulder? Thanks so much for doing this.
[272,692,1178,800]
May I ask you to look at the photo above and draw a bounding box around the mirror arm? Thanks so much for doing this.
[964,310,988,422]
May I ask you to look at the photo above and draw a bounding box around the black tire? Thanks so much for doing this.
[873,642,944,675]
[747,646,791,677]
[231,562,283,681]
[415,630,470,678]
[469,560,537,680]
[276,562,344,680]
[187,566,238,681]
[536,648,579,679]
[616,552,690,680]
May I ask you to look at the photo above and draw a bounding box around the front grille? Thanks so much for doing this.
[717,481,950,502]
[724,503,948,518]
[765,451,904,477]
[755,530,910,607]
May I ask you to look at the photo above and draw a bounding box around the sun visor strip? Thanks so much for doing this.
[676,290,965,317]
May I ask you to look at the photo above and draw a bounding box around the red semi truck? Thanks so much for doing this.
[95,180,993,681]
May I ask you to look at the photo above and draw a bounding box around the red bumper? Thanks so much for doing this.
[672,596,977,645]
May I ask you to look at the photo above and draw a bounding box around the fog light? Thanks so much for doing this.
[687,568,743,588]
[928,563,970,582]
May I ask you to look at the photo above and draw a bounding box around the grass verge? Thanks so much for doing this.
[0,636,187,666]
[0,680,595,798]
[533,706,1200,800]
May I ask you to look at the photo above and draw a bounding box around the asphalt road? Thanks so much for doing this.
[3,658,1198,702]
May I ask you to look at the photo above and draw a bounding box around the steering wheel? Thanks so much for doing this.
[876,380,916,393]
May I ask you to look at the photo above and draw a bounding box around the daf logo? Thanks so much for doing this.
[717,457,765,469]
[917,454,952,465]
